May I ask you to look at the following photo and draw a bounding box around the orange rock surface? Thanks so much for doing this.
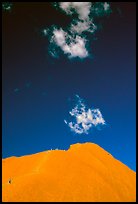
[2,143,136,202]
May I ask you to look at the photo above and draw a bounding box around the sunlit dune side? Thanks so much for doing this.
[2,142,136,202]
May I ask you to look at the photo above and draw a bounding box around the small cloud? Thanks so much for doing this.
[42,28,49,36]
[43,29,48,35]
[2,2,13,12]
[64,95,105,134]
[103,2,110,12]
[64,119,67,124]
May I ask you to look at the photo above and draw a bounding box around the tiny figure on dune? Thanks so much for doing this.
[8,179,11,184]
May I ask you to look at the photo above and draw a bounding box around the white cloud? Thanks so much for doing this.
[52,28,88,58]
[42,29,48,36]
[64,95,105,134]
[64,119,67,124]
[103,2,110,12]
[59,2,92,20]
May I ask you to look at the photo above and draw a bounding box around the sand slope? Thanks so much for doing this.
[2,143,136,202]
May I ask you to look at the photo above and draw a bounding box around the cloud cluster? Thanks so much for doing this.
[51,28,88,58]
[44,2,111,59]
[64,95,105,134]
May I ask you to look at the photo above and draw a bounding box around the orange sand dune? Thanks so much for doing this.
[2,143,136,202]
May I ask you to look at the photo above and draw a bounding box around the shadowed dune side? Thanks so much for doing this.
[2,142,136,202]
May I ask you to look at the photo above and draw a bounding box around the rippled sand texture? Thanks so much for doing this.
[2,143,136,202]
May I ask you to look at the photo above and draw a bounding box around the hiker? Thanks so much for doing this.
[8,179,11,184]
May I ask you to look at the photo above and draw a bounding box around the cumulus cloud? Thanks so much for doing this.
[59,2,92,20]
[51,28,88,58]
[45,2,111,59]
[64,95,105,134]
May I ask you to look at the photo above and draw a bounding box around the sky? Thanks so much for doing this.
[2,2,136,171]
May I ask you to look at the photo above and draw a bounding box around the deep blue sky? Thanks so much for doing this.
[2,2,136,171]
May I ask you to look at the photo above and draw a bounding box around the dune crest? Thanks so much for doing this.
[2,142,136,202]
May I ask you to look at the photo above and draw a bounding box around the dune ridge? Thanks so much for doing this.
[2,142,136,202]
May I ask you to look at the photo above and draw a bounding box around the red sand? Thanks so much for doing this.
[2,142,136,202]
